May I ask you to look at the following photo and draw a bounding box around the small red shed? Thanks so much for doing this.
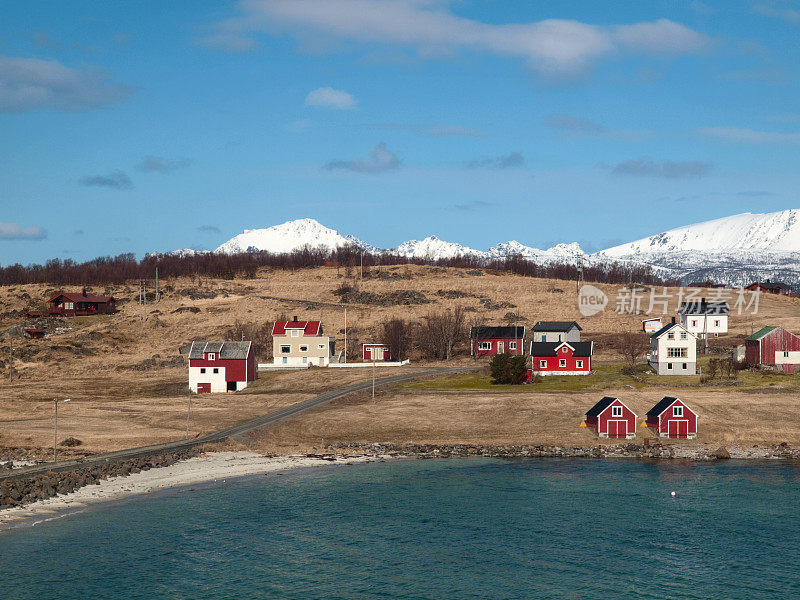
[645,396,697,439]
[745,326,800,374]
[531,341,593,375]
[363,343,390,361]
[585,397,637,439]
[469,326,525,356]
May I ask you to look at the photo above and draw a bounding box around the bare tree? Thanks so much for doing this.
[614,332,649,375]
[225,321,273,360]
[345,325,361,360]
[417,306,466,360]
[382,318,410,361]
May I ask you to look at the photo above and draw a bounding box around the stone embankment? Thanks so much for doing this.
[321,441,800,461]
[0,449,199,510]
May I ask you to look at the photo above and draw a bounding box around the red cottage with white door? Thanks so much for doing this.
[645,397,697,439]
[363,343,391,361]
[585,397,637,439]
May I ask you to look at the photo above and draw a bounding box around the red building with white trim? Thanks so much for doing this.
[530,341,593,375]
[49,291,116,316]
[645,396,697,439]
[745,326,800,374]
[585,397,637,439]
[469,326,525,356]
[363,343,390,361]
[189,341,256,393]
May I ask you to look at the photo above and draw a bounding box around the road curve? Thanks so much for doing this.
[0,366,473,482]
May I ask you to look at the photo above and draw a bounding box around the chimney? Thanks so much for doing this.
[671,316,676,324]
[82,287,87,297]
[293,315,298,322]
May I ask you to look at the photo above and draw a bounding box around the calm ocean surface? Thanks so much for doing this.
[2,458,799,599]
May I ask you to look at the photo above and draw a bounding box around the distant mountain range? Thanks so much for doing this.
[175,210,800,288]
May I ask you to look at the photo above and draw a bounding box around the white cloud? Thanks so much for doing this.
[325,142,400,173]
[698,126,800,143]
[0,55,132,113]
[200,1,710,76]
[753,4,800,23]
[305,87,358,109]
[0,221,47,240]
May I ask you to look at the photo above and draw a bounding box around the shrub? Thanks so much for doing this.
[490,353,527,384]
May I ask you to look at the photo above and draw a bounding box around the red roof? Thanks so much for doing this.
[49,292,115,304]
[272,320,321,336]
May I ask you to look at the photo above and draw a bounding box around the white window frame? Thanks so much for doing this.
[477,341,491,351]
[680,332,687,340]
[691,320,697,327]
[280,345,291,354]
[668,332,675,339]
[682,363,687,369]
[208,353,215,361]
[290,330,299,337]
[559,359,566,367]
[509,341,517,350]
[576,360,583,369]
[612,406,623,417]
[667,363,673,370]
[302,357,307,364]
[714,320,720,327]
[784,351,790,357]
[299,345,309,352]
[319,344,326,350]
[673,406,683,417]
[282,357,287,364]
[539,360,547,368]
[561,347,568,353]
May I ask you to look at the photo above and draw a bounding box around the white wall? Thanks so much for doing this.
[189,365,227,393]
[680,313,728,337]
[775,351,800,365]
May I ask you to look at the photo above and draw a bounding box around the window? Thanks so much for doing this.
[539,360,547,368]
[302,357,307,364]
[714,320,720,327]
[682,363,687,369]
[680,332,687,340]
[668,348,687,358]
[509,341,517,350]
[299,345,308,352]
[576,360,583,368]
[559,359,566,367]
[667,363,673,370]
[280,345,291,354]
[282,357,287,364]
[213,368,219,374]
[691,320,697,327]
[785,351,790,357]
[562,347,568,353]
[612,406,622,417]
[200,368,206,374]
[667,332,675,339]
[673,406,683,417]
[208,353,215,361]
[478,342,491,351]
[318,344,326,350]
[291,330,299,337]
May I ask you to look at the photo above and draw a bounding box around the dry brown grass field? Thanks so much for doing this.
[1,264,799,456]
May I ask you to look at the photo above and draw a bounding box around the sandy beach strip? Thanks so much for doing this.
[0,451,388,531]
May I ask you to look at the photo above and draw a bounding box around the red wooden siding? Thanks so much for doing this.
[532,347,591,373]
[470,338,525,356]
[746,327,800,374]
[646,399,698,438]
[587,400,636,438]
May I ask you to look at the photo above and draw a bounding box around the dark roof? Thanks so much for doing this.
[646,396,680,418]
[470,325,526,339]
[530,341,593,357]
[189,341,252,360]
[49,292,115,304]
[586,397,618,418]
[650,321,693,339]
[531,321,582,332]
[679,301,730,315]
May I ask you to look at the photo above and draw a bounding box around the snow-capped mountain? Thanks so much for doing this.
[393,236,485,259]
[215,218,377,254]
[487,240,588,263]
[596,209,800,287]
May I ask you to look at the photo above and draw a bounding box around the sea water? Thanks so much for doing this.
[1,458,799,599]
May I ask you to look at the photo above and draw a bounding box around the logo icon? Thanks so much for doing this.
[578,284,607,317]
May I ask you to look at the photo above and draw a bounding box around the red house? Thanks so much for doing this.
[49,291,116,316]
[585,397,637,439]
[188,341,257,393]
[745,280,793,295]
[745,326,800,374]
[363,343,390,361]
[470,326,525,357]
[645,396,697,439]
[530,341,593,375]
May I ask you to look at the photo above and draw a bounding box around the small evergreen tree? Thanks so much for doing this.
[490,353,528,384]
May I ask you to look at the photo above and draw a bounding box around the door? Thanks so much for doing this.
[608,420,627,438]
[197,383,210,394]
[668,420,688,438]
[498,341,505,353]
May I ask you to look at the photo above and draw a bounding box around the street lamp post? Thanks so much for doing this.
[54,398,71,462]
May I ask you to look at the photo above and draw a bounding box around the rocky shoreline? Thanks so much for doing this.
[320,441,800,461]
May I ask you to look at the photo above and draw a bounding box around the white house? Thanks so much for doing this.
[272,317,333,367]
[531,321,582,343]
[678,298,729,338]
[188,341,256,393]
[648,319,697,375]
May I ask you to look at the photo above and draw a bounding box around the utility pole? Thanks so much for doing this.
[139,279,148,321]
[155,266,159,303]
[372,358,376,401]
[360,251,363,282]
[343,308,347,364]
[186,391,192,438]
[8,337,12,383]
[576,252,584,295]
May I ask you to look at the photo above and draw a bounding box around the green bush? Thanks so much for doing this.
[490,353,527,384]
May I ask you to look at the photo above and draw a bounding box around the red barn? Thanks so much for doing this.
[189,341,257,393]
[530,341,593,375]
[585,397,637,439]
[363,343,390,361]
[470,326,525,357]
[745,326,800,374]
[49,291,116,316]
[645,396,697,439]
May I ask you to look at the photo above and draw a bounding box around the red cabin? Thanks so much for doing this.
[469,326,525,356]
[745,326,800,374]
[49,291,116,316]
[531,341,593,375]
[585,397,637,439]
[188,341,257,393]
[363,343,390,361]
[645,396,697,439]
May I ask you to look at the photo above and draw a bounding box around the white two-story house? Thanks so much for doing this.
[648,318,697,375]
[678,298,729,339]
[272,317,333,367]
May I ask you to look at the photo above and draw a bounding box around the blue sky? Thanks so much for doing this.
[2,0,800,264]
